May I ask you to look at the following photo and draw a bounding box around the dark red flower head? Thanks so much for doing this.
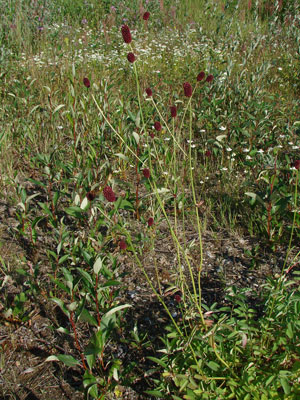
[197,71,205,81]
[148,217,154,227]
[183,82,192,97]
[154,121,162,131]
[143,168,150,178]
[143,11,150,20]
[127,52,135,63]
[170,106,177,118]
[83,77,90,88]
[293,160,300,170]
[174,294,182,303]
[145,87,153,97]
[103,186,116,202]
[205,150,212,157]
[150,132,155,139]
[121,25,132,44]
[206,74,213,83]
[86,191,96,201]
[119,240,127,250]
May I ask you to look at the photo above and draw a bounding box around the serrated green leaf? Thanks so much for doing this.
[147,356,168,369]
[207,361,220,371]
[280,377,291,394]
[93,257,102,275]
[104,304,132,318]
[80,197,89,210]
[53,104,65,114]
[144,390,164,397]
[115,153,129,162]
[65,206,84,219]
[51,297,70,318]
[46,354,79,367]
[78,308,98,327]
[133,131,139,144]
[58,254,69,265]
[77,268,93,285]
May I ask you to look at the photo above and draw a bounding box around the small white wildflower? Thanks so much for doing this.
[278,67,282,71]
[219,126,226,131]
[246,155,252,160]
[57,125,63,130]
[292,146,299,150]
[226,147,232,152]
[243,148,250,153]
[257,149,264,153]
[221,167,228,171]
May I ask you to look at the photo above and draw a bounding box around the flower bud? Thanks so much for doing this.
[183,82,192,97]
[148,217,154,227]
[143,11,150,20]
[83,77,90,88]
[197,71,205,81]
[145,87,153,97]
[143,168,150,178]
[154,121,162,131]
[127,52,135,63]
[121,25,132,44]
[119,240,127,250]
[103,186,116,202]
[170,106,177,118]
[293,160,300,170]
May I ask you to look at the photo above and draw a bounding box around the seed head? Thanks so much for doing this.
[121,25,132,44]
[174,294,182,303]
[293,160,300,170]
[154,121,162,131]
[143,168,150,178]
[86,191,96,201]
[103,186,116,202]
[83,77,90,88]
[206,74,213,83]
[170,106,177,118]
[183,82,192,97]
[145,87,153,97]
[148,217,154,227]
[119,240,127,250]
[127,52,136,63]
[197,71,205,81]
[143,11,150,20]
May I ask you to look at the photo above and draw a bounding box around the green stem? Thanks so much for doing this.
[188,101,205,325]
[92,94,142,163]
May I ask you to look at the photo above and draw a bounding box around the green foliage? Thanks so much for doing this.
[0,0,299,398]
[145,281,300,398]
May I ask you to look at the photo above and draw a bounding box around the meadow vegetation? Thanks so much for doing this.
[0,0,300,399]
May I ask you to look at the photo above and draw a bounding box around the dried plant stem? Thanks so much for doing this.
[70,291,87,370]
